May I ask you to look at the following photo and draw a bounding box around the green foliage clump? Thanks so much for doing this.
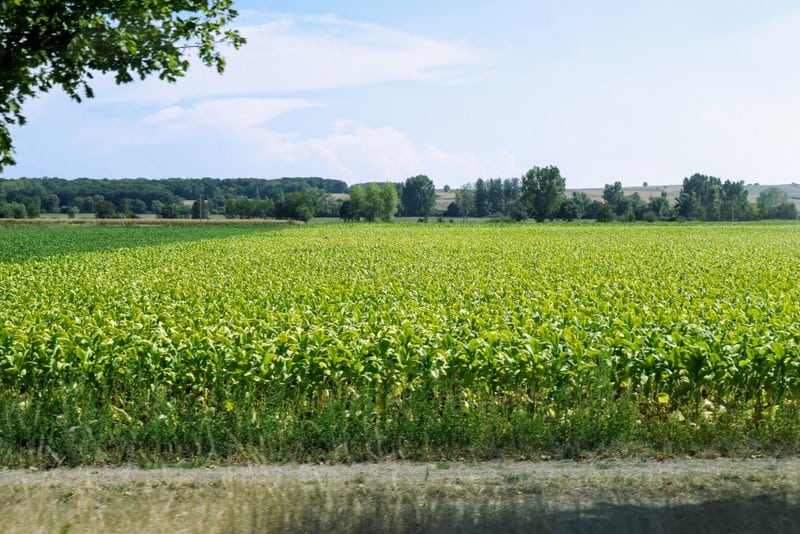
[520,166,566,222]
[0,2,246,169]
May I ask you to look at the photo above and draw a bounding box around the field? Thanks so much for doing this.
[1,221,800,466]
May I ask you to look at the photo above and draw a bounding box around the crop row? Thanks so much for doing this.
[1,223,799,462]
[2,224,798,403]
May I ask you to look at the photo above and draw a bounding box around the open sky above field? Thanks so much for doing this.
[4,1,800,188]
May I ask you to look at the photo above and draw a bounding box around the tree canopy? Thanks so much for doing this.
[0,0,246,169]
[520,166,566,222]
[756,186,797,219]
[400,175,436,217]
[674,173,752,221]
[0,176,346,220]
[340,183,399,222]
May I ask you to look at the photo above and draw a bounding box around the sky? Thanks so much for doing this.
[4,1,800,188]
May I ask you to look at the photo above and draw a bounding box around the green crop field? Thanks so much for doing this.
[1,222,799,466]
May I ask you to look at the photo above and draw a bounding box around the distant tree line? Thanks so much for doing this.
[446,166,579,222]
[0,172,796,222]
[223,190,332,222]
[339,182,399,222]
[339,175,436,221]
[445,177,522,219]
[445,171,797,223]
[0,177,347,220]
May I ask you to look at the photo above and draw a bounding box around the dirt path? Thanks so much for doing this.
[2,459,799,533]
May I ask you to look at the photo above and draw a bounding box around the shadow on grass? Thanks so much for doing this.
[248,493,797,533]
[3,471,797,533]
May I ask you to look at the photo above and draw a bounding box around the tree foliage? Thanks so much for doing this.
[0,176,345,217]
[595,203,615,222]
[570,192,593,219]
[347,185,366,220]
[447,178,520,219]
[454,185,475,219]
[556,198,580,222]
[601,181,661,220]
[378,182,399,222]
[675,174,752,221]
[602,181,625,212]
[94,199,116,219]
[191,199,209,220]
[757,187,797,219]
[224,189,329,222]
[520,166,566,222]
[225,197,274,219]
[486,178,505,215]
[757,186,788,214]
[648,192,672,220]
[340,183,398,222]
[474,178,489,217]
[675,173,722,220]
[274,191,320,222]
[0,0,246,169]
[720,179,749,221]
[401,175,436,217]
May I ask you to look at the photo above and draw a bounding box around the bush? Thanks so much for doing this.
[596,204,615,223]
[774,202,798,220]
[507,200,528,222]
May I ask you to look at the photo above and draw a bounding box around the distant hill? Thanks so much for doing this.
[564,185,681,203]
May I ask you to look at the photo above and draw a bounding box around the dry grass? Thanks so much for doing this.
[3,459,799,533]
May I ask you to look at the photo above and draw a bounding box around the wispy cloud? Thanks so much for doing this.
[243,120,520,184]
[144,98,319,129]
[6,12,490,181]
[93,13,486,105]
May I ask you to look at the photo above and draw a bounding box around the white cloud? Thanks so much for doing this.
[3,5,489,180]
[3,11,497,182]
[287,121,421,180]
[144,98,319,129]
[242,15,484,89]
[248,120,521,185]
[94,14,485,106]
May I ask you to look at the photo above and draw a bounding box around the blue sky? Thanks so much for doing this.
[4,1,800,188]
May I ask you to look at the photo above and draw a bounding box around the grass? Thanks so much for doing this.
[3,461,800,533]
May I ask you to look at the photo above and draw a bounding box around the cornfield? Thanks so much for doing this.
[1,222,799,465]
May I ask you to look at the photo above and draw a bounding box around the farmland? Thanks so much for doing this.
[1,222,800,466]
